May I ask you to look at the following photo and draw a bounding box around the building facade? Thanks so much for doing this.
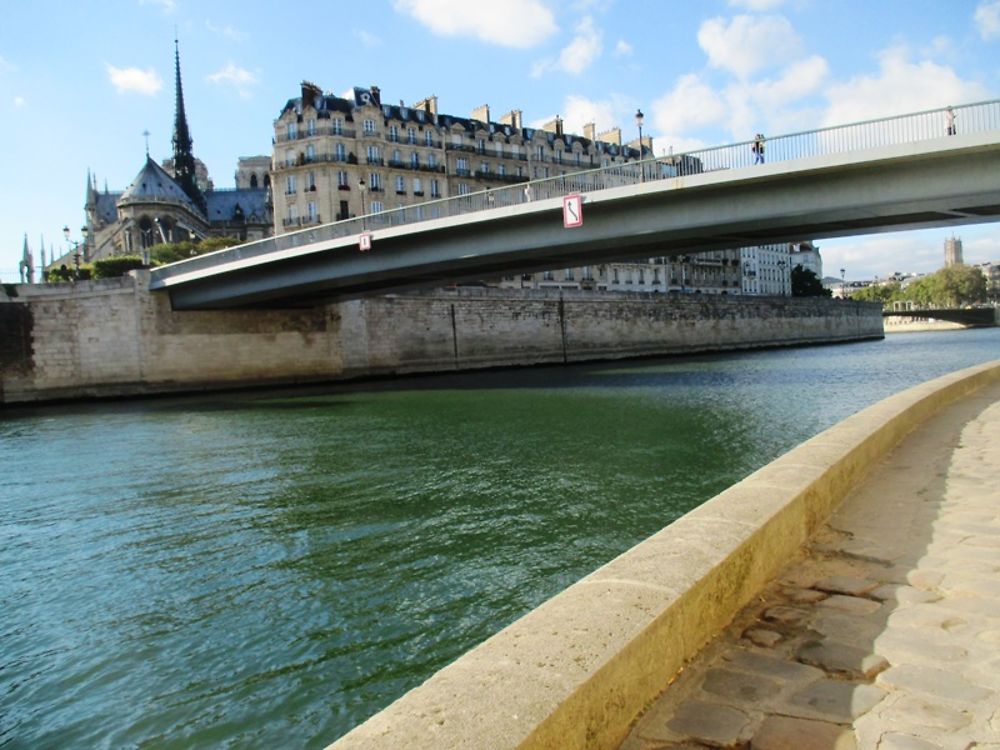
[944,235,964,267]
[271,82,649,233]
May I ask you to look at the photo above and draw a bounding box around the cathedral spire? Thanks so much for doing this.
[171,37,205,213]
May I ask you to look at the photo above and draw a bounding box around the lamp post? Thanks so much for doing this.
[358,177,367,230]
[635,108,645,183]
[63,224,88,274]
[840,267,846,298]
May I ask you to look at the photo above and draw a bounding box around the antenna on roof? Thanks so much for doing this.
[143,129,151,157]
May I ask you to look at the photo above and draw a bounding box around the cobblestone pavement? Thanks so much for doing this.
[620,381,1000,750]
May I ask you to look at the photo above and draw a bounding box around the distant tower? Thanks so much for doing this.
[944,235,963,267]
[171,38,205,213]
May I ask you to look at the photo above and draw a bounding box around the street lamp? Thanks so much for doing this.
[840,267,846,298]
[358,177,367,230]
[63,224,88,273]
[635,108,645,182]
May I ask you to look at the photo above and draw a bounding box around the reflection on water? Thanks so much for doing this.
[1,329,997,748]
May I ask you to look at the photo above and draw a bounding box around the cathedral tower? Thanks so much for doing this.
[171,38,205,213]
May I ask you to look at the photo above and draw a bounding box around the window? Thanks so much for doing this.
[407,128,417,144]
[556,149,563,164]
[498,164,506,176]
[369,173,382,190]
[305,144,315,161]
[289,204,299,222]
[456,157,469,175]
[306,119,316,136]
[332,119,343,135]
[425,130,434,146]
[511,144,520,159]
[306,171,316,190]
[288,122,298,140]
[430,179,440,197]
[457,184,471,195]
[285,175,296,194]
[477,138,486,154]
[363,119,376,135]
[516,166,524,177]
[536,145,544,160]
[370,200,383,213]
[565,268,574,280]
[285,149,294,168]
[480,162,489,175]
[496,143,504,158]
[392,149,402,164]
[395,175,405,193]
[543,270,554,281]
[335,143,346,161]
[413,177,422,194]
[307,201,317,220]
[452,134,463,148]
[411,152,419,168]
[367,145,381,163]
[428,153,437,168]
[388,125,399,142]
[337,170,349,188]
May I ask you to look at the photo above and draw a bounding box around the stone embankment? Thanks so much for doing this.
[1,274,882,404]
[326,360,999,750]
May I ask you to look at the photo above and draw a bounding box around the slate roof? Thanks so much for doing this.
[118,156,203,215]
[205,188,272,223]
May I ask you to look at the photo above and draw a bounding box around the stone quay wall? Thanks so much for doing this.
[0,273,883,404]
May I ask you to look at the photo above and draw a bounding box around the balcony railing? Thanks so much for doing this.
[159,100,1000,280]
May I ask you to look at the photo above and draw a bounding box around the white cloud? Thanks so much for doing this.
[650,73,728,136]
[554,93,630,135]
[750,54,828,111]
[535,16,602,76]
[13,96,26,108]
[975,1,1000,39]
[728,0,786,10]
[394,0,557,48]
[205,20,247,42]
[697,14,803,79]
[614,39,633,56]
[139,0,176,12]
[355,29,383,48]
[207,63,258,98]
[106,64,163,95]
[823,46,989,125]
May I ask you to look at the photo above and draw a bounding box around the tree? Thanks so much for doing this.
[791,265,831,297]
[886,265,987,308]
[849,281,899,304]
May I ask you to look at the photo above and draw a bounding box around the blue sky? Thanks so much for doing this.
[1,0,998,282]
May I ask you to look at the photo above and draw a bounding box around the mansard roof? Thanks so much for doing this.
[205,188,272,224]
[118,156,204,216]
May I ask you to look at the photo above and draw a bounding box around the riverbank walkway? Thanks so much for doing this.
[620,379,1000,749]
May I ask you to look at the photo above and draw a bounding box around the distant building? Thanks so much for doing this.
[973,261,999,301]
[944,235,963,267]
[789,241,822,279]
[59,42,273,268]
[271,82,650,232]
[740,243,793,296]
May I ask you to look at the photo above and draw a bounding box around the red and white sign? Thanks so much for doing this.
[358,232,373,252]
[562,194,583,228]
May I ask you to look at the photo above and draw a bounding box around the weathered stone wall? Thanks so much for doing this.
[0,275,883,404]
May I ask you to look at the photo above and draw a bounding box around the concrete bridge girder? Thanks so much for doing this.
[152,134,1000,309]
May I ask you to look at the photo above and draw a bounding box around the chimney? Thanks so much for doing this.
[300,80,322,103]
[598,127,622,145]
[583,122,596,140]
[540,116,563,136]
[500,109,523,130]
[413,95,438,115]
[471,104,490,123]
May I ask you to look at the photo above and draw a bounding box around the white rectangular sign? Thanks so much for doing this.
[562,194,583,228]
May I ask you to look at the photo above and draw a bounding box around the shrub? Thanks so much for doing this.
[93,256,146,279]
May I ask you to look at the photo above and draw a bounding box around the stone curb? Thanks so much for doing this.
[326,360,1000,750]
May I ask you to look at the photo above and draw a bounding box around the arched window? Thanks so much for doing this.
[250,173,258,188]
[138,216,155,248]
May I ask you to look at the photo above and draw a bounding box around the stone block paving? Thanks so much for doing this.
[620,381,1000,750]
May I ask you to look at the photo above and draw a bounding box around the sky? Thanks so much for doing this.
[1,0,999,283]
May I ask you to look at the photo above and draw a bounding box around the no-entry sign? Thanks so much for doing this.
[562,194,583,228]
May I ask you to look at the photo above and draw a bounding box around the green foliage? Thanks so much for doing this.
[44,263,92,282]
[791,265,831,297]
[93,256,146,279]
[849,265,987,307]
[149,236,242,265]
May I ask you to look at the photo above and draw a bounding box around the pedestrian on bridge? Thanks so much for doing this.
[752,133,765,164]
[946,106,956,136]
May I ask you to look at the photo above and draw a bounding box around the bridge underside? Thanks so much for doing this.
[152,135,1000,309]
[884,308,997,326]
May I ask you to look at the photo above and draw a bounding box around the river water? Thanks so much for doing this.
[1,328,998,749]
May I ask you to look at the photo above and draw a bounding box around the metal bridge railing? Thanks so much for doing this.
[155,100,1000,281]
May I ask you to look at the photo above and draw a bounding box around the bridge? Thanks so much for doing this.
[149,102,1000,310]
[883,307,998,326]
